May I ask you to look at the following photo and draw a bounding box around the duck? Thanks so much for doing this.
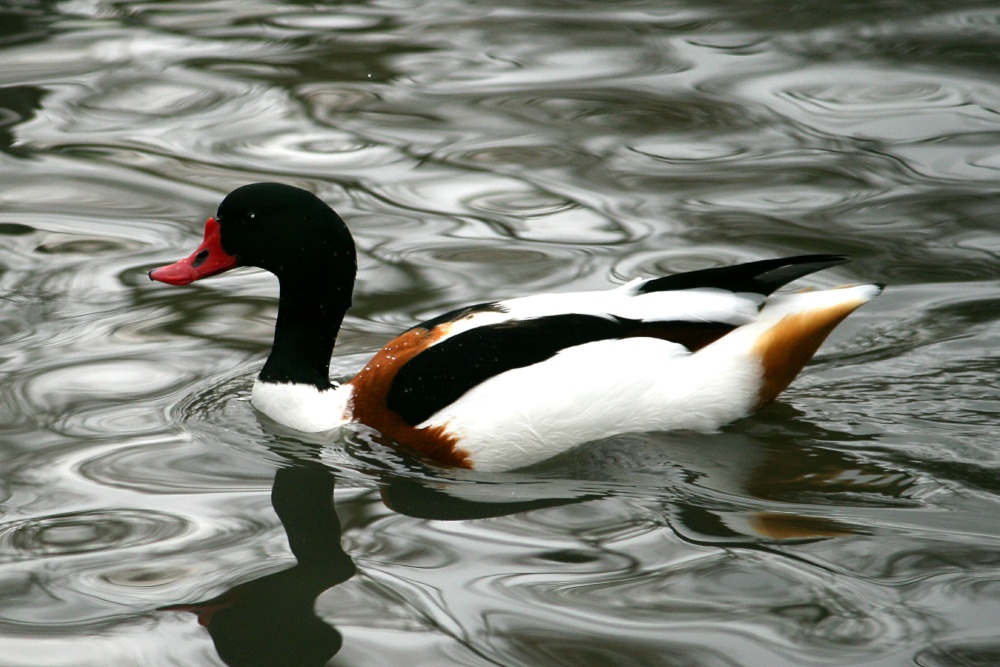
[150,182,882,472]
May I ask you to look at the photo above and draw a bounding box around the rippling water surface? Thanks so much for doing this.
[2,1,1000,665]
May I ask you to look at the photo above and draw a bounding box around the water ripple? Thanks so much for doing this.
[77,439,274,494]
[736,64,1000,152]
[0,509,189,561]
[915,639,1000,667]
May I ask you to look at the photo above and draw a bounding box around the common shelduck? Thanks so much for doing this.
[150,183,882,471]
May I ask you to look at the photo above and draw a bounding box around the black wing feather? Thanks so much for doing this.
[639,254,848,296]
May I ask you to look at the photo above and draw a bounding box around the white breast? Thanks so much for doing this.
[251,380,353,432]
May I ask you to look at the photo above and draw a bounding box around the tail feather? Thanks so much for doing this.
[639,255,849,296]
[751,284,882,409]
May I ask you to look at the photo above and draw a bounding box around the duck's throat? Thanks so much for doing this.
[259,284,350,389]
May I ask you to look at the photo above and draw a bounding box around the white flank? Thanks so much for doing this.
[418,337,761,471]
[251,380,353,432]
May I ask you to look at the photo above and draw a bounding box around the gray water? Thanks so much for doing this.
[2,1,1000,665]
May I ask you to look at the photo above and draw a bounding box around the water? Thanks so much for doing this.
[1,1,1000,665]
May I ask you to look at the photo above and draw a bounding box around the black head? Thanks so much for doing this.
[151,183,357,291]
[216,183,357,282]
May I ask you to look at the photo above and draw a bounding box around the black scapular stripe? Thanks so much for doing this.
[639,255,848,296]
[386,314,731,426]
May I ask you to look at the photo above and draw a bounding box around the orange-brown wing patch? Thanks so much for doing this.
[347,327,472,468]
[753,298,868,410]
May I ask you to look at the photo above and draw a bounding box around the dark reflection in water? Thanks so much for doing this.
[163,464,352,667]
[0,85,45,158]
[152,424,934,667]
[158,440,602,667]
[0,2,57,48]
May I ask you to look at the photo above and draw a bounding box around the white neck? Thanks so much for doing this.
[250,379,353,432]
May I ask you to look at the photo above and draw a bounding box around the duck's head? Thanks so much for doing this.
[150,183,357,290]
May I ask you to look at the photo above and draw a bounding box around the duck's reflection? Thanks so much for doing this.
[161,420,919,667]
[159,451,600,666]
[161,464,353,666]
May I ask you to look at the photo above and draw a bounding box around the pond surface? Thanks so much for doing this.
[2,1,1000,665]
